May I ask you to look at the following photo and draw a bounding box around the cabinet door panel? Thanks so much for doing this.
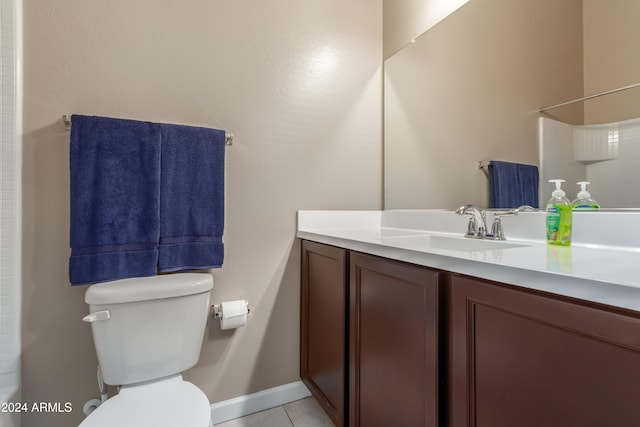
[450,274,640,427]
[301,240,347,426]
[350,252,441,427]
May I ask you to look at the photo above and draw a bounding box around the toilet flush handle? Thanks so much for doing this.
[82,310,110,323]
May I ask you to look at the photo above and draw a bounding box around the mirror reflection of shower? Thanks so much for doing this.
[539,116,640,208]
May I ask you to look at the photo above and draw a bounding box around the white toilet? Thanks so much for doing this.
[79,273,214,427]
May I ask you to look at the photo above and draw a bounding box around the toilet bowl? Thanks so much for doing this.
[79,274,213,427]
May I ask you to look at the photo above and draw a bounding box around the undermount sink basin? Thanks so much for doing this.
[382,234,530,252]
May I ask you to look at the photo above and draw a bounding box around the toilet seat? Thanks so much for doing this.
[79,375,211,427]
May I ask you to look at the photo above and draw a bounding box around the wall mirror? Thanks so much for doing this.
[383,0,640,209]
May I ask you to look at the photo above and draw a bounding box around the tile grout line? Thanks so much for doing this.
[282,403,296,427]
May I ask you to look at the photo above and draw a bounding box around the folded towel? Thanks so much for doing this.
[158,123,225,272]
[488,160,539,209]
[69,115,162,285]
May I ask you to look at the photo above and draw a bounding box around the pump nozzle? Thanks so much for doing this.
[549,179,566,198]
[576,181,591,199]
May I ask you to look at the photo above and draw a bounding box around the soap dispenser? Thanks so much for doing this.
[572,181,600,210]
[546,179,572,246]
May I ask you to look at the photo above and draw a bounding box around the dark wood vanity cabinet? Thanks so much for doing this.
[449,274,640,427]
[300,240,348,427]
[301,240,442,427]
[349,252,442,427]
[301,239,640,427]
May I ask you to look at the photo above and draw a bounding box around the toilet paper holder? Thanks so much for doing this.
[211,300,250,318]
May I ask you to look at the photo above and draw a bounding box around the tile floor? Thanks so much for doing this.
[216,396,334,427]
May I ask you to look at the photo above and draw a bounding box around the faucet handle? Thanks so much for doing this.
[487,208,523,240]
[455,204,472,215]
[465,215,477,235]
[489,216,506,240]
[516,205,536,212]
[492,209,518,218]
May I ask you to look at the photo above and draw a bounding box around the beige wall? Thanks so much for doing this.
[21,1,382,425]
[583,0,640,123]
[383,0,469,60]
[384,0,583,209]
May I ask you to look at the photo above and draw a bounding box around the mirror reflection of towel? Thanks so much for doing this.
[488,161,539,209]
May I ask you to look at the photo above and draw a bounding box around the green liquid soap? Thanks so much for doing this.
[573,203,600,210]
[546,179,572,246]
[572,181,600,211]
[546,203,572,245]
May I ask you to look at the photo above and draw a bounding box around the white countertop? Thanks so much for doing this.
[297,210,640,312]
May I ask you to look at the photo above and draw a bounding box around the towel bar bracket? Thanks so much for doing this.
[62,114,234,145]
[478,160,490,177]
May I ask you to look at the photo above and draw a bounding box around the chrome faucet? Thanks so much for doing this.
[455,205,488,238]
[456,204,535,240]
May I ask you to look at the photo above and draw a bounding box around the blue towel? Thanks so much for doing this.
[158,123,225,272]
[69,115,162,285]
[488,161,539,209]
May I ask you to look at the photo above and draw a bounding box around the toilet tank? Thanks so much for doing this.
[84,273,213,386]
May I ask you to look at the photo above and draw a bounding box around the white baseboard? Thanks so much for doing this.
[210,380,311,425]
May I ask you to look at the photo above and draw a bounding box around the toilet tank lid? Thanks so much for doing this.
[85,273,213,305]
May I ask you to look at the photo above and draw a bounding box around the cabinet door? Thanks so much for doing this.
[349,252,442,427]
[301,240,347,426]
[450,274,640,427]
